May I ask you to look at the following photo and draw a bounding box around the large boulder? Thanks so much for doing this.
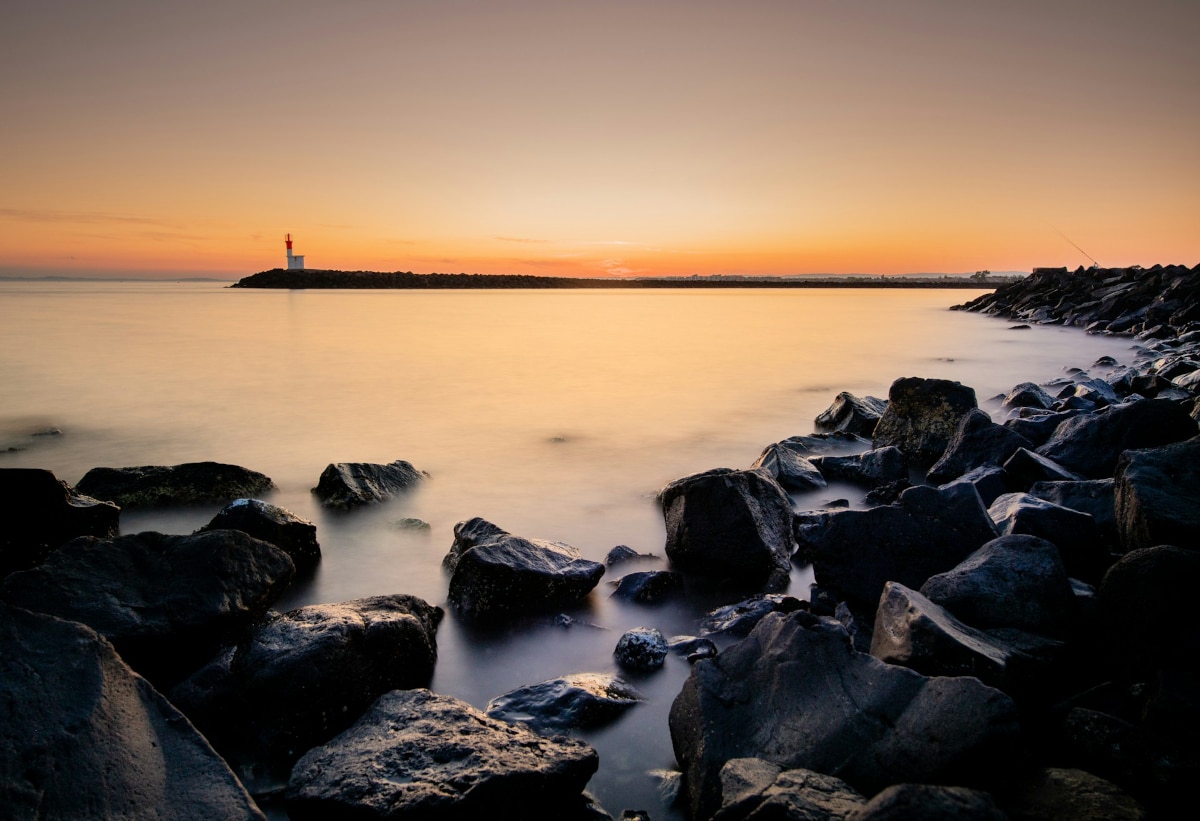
[486,673,642,733]
[2,530,294,684]
[658,468,793,589]
[75,461,274,508]
[926,408,1033,485]
[1113,437,1200,552]
[609,570,685,604]
[169,594,442,768]
[811,447,908,488]
[1000,767,1148,821]
[443,518,604,618]
[987,493,1108,582]
[750,443,827,492]
[311,459,427,509]
[1003,409,1079,449]
[198,498,321,572]
[0,468,119,578]
[805,484,998,609]
[872,377,978,468]
[712,759,866,821]
[699,593,807,638]
[286,688,599,819]
[1001,382,1058,412]
[1002,447,1084,490]
[920,535,1075,636]
[1030,479,1119,551]
[939,464,1009,508]
[1035,399,1198,479]
[669,611,1020,819]
[850,784,1007,821]
[813,392,888,437]
[0,603,265,820]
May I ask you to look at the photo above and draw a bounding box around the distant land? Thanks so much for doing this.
[231,269,1023,290]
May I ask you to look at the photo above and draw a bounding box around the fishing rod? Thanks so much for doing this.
[1051,226,1100,268]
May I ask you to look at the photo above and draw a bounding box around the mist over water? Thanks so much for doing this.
[1,281,1137,816]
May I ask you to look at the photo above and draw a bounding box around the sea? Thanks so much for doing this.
[0,280,1138,816]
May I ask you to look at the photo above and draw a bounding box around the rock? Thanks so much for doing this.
[1035,399,1198,479]
[286,689,598,819]
[750,443,827,492]
[987,493,1108,582]
[1029,479,1119,551]
[920,535,1075,636]
[169,594,441,768]
[813,392,888,437]
[658,468,793,589]
[443,518,604,618]
[811,446,908,487]
[863,479,913,506]
[712,759,866,821]
[0,602,265,821]
[392,517,431,532]
[872,377,979,468]
[1001,447,1084,490]
[486,672,642,733]
[197,498,321,572]
[669,635,719,662]
[939,464,1009,508]
[2,530,294,684]
[849,784,1007,821]
[75,461,275,508]
[1114,437,1200,551]
[669,611,1019,819]
[1001,382,1058,412]
[605,545,657,566]
[614,627,668,671]
[806,484,998,609]
[769,431,872,456]
[0,468,119,578]
[610,570,685,604]
[1001,767,1147,821]
[1059,707,1194,800]
[311,459,426,508]
[926,409,1032,485]
[698,593,806,638]
[1003,410,1079,448]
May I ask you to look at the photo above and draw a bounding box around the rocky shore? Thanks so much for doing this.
[3,263,1200,819]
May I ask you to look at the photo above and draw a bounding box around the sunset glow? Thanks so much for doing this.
[2,1,1197,279]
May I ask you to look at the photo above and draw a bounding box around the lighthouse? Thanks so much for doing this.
[285,233,306,270]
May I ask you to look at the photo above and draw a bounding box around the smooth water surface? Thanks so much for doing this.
[0,281,1138,815]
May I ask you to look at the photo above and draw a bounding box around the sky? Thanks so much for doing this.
[1,0,1197,279]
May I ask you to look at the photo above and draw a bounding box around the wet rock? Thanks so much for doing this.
[987,493,1108,582]
[939,464,1009,508]
[920,535,1075,636]
[2,530,294,684]
[769,431,872,456]
[712,759,866,821]
[926,408,1032,485]
[0,602,265,821]
[750,443,827,492]
[1002,447,1084,490]
[1029,479,1118,551]
[698,593,806,638]
[811,446,908,488]
[1114,436,1200,552]
[76,461,275,508]
[658,468,793,589]
[1001,767,1147,821]
[669,611,1019,819]
[605,545,657,566]
[614,627,668,671]
[610,570,685,604]
[286,688,598,820]
[1003,409,1079,448]
[1001,382,1058,412]
[198,498,320,572]
[311,459,426,509]
[863,479,912,506]
[872,377,979,468]
[486,672,642,733]
[392,517,431,532]
[806,484,998,609]
[1035,399,1198,479]
[0,468,119,578]
[169,594,441,768]
[443,518,604,618]
[849,784,1007,821]
[813,392,888,437]
[669,635,719,662]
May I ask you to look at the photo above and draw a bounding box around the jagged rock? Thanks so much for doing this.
[806,484,998,609]
[811,446,908,487]
[698,593,806,638]
[768,431,872,456]
[849,784,1007,821]
[813,392,888,437]
[1001,767,1147,821]
[1029,479,1119,551]
[751,443,827,492]
[75,461,274,508]
[2,530,294,684]
[198,498,320,572]
[1003,410,1079,448]
[0,602,265,821]
[443,518,604,618]
[311,459,426,508]
[0,468,119,577]
[927,409,1032,485]
[610,570,685,604]
[286,689,598,819]
[872,377,978,467]
[987,493,1108,582]
[169,594,442,768]
[614,627,668,670]
[1114,437,1200,552]
[669,611,1019,819]
[605,545,657,566]
[1035,399,1198,479]
[486,673,642,733]
[712,759,866,821]
[669,636,719,662]
[658,468,793,589]
[920,535,1075,636]
[1002,447,1084,490]
[1001,382,1058,412]
[939,464,1009,508]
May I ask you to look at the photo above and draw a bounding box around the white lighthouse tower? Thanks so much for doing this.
[285,233,305,270]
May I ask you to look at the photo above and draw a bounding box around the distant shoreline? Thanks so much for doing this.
[231,269,1008,290]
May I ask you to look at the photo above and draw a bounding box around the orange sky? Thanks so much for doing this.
[1,1,1197,278]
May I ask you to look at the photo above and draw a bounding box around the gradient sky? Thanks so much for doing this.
[2,0,1197,278]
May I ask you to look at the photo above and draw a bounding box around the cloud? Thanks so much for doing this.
[0,207,170,227]
[599,258,644,277]
[495,236,549,244]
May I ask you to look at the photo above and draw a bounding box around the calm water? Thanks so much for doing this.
[0,281,1136,815]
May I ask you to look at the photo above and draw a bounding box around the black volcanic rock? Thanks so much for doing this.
[872,377,978,468]
[1113,436,1200,552]
[198,498,321,572]
[813,391,888,437]
[0,468,119,577]
[75,461,275,508]
[1035,399,1197,479]
[311,459,426,509]
[486,673,642,733]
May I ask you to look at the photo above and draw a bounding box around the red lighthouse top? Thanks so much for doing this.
[285,233,293,250]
